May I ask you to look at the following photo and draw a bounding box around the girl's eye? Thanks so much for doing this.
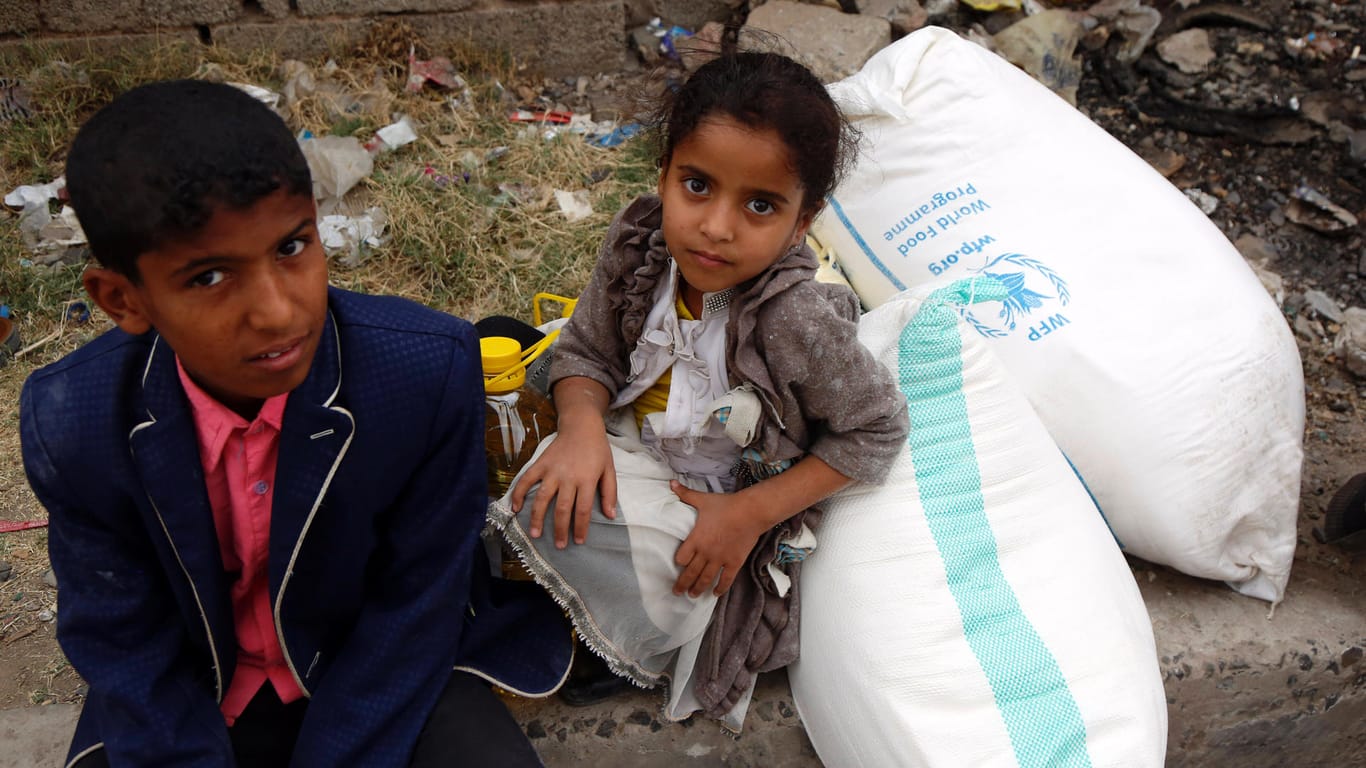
[684,178,709,195]
[747,199,775,216]
[190,269,225,288]
[278,238,307,258]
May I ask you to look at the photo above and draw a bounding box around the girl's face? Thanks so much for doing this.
[658,115,814,313]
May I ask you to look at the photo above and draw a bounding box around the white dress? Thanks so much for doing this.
[489,260,762,731]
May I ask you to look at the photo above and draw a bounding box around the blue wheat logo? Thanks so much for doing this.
[959,253,1072,341]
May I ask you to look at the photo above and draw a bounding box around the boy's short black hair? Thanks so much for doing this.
[65,79,312,281]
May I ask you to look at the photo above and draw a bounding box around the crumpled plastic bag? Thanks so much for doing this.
[5,177,89,264]
[319,207,388,266]
[554,190,593,222]
[299,135,374,202]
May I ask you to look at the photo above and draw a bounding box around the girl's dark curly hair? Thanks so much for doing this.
[647,36,859,213]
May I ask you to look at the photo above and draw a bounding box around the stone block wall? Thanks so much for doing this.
[0,0,713,77]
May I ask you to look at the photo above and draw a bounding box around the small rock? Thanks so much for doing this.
[1343,646,1363,669]
[1141,146,1186,178]
[857,0,929,37]
[629,26,663,65]
[754,700,777,722]
[1234,234,1279,267]
[1252,264,1286,307]
[595,719,617,738]
[42,569,57,589]
[1293,314,1323,341]
[38,609,54,622]
[1287,185,1359,234]
[743,1,892,83]
[626,709,652,726]
[0,561,11,582]
[1332,307,1366,377]
[1157,28,1216,74]
[1305,289,1345,324]
[525,719,547,739]
[1184,188,1219,215]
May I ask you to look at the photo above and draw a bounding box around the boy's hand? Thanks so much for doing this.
[511,377,617,549]
[670,481,769,598]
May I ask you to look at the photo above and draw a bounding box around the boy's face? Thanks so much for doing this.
[84,189,329,418]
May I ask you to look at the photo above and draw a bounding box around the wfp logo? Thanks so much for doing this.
[960,253,1073,342]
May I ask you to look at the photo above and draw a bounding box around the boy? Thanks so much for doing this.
[20,80,571,767]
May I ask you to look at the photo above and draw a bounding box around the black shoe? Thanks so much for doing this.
[1317,472,1366,551]
[558,644,631,707]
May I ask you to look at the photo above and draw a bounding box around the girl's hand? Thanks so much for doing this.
[670,480,769,598]
[670,456,854,597]
[511,377,618,549]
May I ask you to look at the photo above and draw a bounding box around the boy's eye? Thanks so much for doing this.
[683,178,709,196]
[278,238,307,258]
[747,199,775,216]
[190,269,225,288]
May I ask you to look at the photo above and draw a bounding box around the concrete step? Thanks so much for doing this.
[2,556,1362,768]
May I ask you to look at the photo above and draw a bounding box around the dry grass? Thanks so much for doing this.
[0,23,658,707]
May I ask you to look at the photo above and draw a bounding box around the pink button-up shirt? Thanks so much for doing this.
[177,360,302,725]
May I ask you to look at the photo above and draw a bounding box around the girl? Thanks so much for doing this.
[493,50,909,730]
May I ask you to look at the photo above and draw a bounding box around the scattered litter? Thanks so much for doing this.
[1184,188,1219,215]
[509,109,573,124]
[650,19,694,61]
[1304,289,1345,324]
[960,0,1021,10]
[0,313,19,369]
[1,77,33,122]
[554,190,593,222]
[364,115,419,153]
[278,59,392,122]
[228,82,281,111]
[1086,0,1162,63]
[0,519,48,534]
[299,135,374,202]
[494,183,546,208]
[1286,185,1359,234]
[5,177,63,212]
[65,301,90,324]
[589,122,643,148]
[993,10,1085,104]
[406,46,468,94]
[6,179,89,265]
[319,208,388,266]
[424,166,470,188]
[1285,31,1349,61]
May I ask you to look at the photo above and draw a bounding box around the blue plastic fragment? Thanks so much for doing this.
[590,122,643,148]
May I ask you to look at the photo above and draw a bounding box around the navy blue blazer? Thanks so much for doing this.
[20,287,572,767]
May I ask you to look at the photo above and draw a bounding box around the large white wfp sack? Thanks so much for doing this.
[791,280,1166,768]
[812,27,1303,601]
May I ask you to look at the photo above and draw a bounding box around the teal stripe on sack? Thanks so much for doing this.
[828,197,907,293]
[899,280,1092,768]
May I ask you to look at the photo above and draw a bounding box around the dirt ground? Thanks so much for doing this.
[1,0,1364,721]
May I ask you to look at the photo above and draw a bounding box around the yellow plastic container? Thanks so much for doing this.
[480,336,557,498]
